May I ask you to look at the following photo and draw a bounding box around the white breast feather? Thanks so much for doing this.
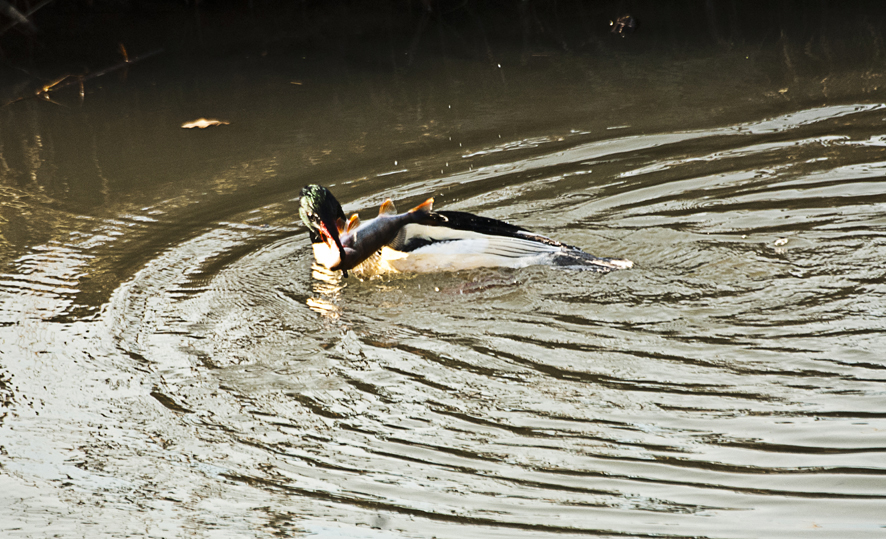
[312,242,341,269]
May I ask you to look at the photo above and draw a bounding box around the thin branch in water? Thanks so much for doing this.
[0,0,54,36]
[2,47,163,107]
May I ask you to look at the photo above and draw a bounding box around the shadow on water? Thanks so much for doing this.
[2,2,886,538]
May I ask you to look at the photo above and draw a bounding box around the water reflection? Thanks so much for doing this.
[308,263,343,318]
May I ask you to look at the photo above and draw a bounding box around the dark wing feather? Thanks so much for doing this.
[385,210,583,254]
[429,211,582,251]
[429,211,528,236]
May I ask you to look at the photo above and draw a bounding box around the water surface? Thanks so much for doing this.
[2,8,886,538]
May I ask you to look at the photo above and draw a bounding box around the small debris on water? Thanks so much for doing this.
[773,238,789,246]
[610,14,638,36]
[181,118,230,129]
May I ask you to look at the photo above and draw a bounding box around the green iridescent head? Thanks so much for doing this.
[299,184,346,244]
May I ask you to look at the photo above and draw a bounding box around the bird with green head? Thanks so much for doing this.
[299,184,349,274]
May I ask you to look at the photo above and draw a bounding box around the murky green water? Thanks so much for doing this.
[2,8,886,538]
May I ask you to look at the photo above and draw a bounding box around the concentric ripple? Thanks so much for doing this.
[97,104,886,537]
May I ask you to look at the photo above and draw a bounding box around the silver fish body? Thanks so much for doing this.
[336,209,430,271]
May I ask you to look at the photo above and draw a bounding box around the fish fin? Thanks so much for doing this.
[379,199,397,215]
[409,198,434,215]
[335,217,347,234]
[346,214,360,232]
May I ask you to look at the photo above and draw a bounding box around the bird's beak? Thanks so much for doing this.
[319,213,348,271]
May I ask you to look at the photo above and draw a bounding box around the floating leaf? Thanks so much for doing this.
[181,118,230,129]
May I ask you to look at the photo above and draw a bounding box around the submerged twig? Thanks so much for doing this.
[3,47,163,107]
[0,0,35,33]
[0,0,53,36]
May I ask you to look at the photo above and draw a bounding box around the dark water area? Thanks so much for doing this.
[2,2,886,538]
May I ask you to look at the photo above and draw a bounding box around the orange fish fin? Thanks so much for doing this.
[335,217,346,234]
[409,198,434,214]
[346,214,360,232]
[379,199,397,215]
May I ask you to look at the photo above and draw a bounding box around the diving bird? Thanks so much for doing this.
[299,184,632,278]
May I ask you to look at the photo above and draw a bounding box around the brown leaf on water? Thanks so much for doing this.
[181,118,230,129]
